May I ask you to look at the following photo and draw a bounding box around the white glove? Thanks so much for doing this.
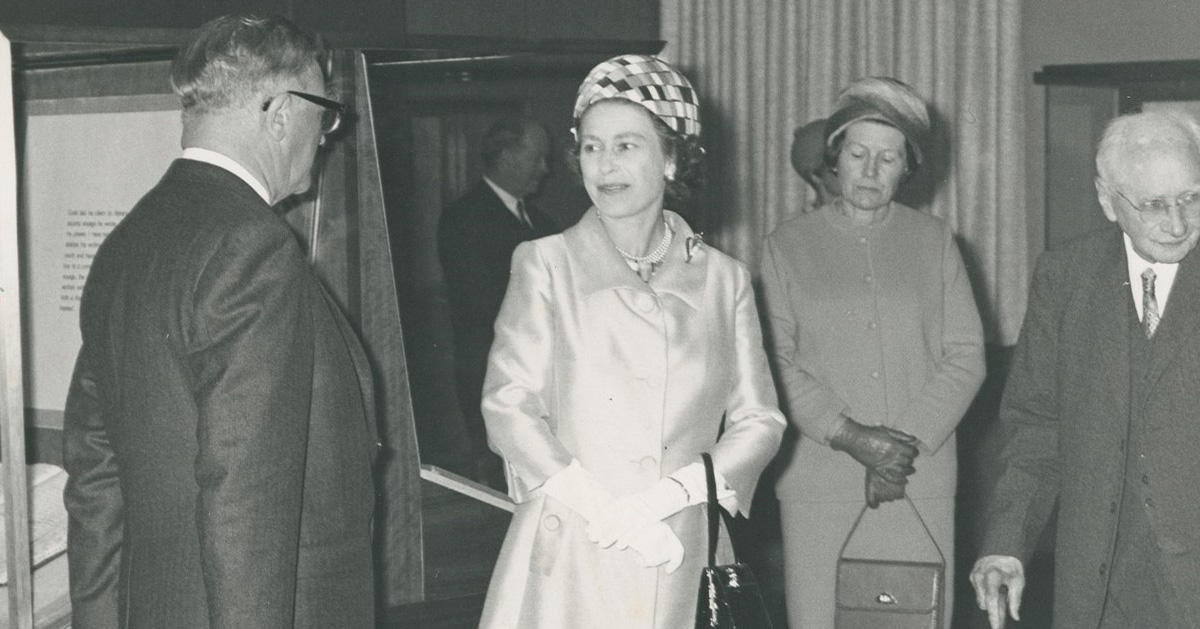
[621,519,684,573]
[623,462,738,524]
[540,460,685,571]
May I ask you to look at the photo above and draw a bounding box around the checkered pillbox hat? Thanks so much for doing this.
[572,54,701,138]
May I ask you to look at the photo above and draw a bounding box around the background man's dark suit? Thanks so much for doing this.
[438,180,557,477]
[63,160,378,629]
[980,225,1200,628]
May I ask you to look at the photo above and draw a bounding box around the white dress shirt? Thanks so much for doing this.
[483,175,528,226]
[1123,234,1179,321]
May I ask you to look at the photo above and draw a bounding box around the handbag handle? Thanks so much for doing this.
[838,495,945,567]
[702,452,737,568]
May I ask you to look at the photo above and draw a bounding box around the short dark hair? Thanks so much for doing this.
[481,117,537,169]
[566,101,706,208]
[171,14,329,115]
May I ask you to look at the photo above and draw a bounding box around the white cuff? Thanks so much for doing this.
[669,462,737,513]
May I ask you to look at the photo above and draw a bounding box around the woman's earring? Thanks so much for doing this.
[665,170,676,182]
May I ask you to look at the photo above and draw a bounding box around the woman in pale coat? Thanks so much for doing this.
[761,77,986,629]
[477,54,785,629]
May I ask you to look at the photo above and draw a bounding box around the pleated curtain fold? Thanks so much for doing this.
[661,0,1027,344]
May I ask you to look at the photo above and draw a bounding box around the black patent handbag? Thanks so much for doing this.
[694,453,774,629]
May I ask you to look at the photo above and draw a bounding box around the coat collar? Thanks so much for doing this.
[563,208,707,310]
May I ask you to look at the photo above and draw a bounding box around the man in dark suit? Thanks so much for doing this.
[971,110,1200,629]
[438,117,557,489]
[62,14,377,629]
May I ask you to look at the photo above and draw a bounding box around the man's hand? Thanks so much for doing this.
[829,417,919,483]
[864,468,906,508]
[969,555,1024,629]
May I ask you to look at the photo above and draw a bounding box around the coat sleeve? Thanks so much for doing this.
[481,241,574,499]
[63,338,123,629]
[709,264,786,516]
[893,224,987,454]
[186,224,315,629]
[758,236,849,443]
[979,256,1064,562]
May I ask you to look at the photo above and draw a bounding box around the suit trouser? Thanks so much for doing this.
[780,497,954,629]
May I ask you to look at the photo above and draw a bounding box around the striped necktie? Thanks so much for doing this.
[1142,267,1160,339]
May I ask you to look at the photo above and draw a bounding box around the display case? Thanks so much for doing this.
[1037,60,1200,249]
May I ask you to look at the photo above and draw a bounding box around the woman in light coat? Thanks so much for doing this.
[761,77,986,629]
[477,55,785,629]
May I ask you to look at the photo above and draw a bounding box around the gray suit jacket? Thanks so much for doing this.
[63,159,378,629]
[981,226,1200,628]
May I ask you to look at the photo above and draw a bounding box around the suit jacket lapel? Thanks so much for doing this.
[524,201,559,238]
[1142,245,1200,395]
[477,181,534,235]
[1077,231,1132,426]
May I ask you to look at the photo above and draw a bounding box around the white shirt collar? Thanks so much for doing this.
[1123,233,1179,319]
[482,175,524,220]
[181,147,272,204]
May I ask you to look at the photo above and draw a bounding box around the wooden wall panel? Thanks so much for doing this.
[0,0,201,29]
[405,0,523,38]
[3,0,659,45]
[527,0,659,41]
[293,0,407,37]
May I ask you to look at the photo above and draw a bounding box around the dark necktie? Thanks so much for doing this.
[516,200,532,230]
[1141,267,1160,339]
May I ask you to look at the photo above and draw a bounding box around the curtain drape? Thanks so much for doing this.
[661,0,1026,344]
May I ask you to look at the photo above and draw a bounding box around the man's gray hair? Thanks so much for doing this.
[1096,110,1200,185]
[171,14,328,115]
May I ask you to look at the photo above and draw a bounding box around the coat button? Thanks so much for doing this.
[867,321,878,330]
[863,274,873,282]
[1145,497,1154,508]
[1099,563,1107,576]
[871,371,880,379]
[1142,475,1150,485]
[543,514,561,531]
[1109,501,1117,513]
[635,294,656,312]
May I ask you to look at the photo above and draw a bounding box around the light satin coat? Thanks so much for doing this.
[478,209,785,629]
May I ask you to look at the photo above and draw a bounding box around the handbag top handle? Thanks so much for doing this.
[702,452,737,568]
[838,495,945,566]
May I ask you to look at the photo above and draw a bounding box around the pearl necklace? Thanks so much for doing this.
[614,220,674,265]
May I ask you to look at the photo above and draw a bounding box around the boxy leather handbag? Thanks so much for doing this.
[694,453,773,629]
[835,496,945,629]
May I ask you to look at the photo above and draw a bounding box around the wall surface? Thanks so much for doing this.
[1022,0,1200,261]
[0,0,658,44]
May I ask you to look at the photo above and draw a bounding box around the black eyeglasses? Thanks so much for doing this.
[262,90,346,135]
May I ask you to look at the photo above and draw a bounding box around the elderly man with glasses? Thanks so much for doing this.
[971,110,1200,629]
[62,14,377,629]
